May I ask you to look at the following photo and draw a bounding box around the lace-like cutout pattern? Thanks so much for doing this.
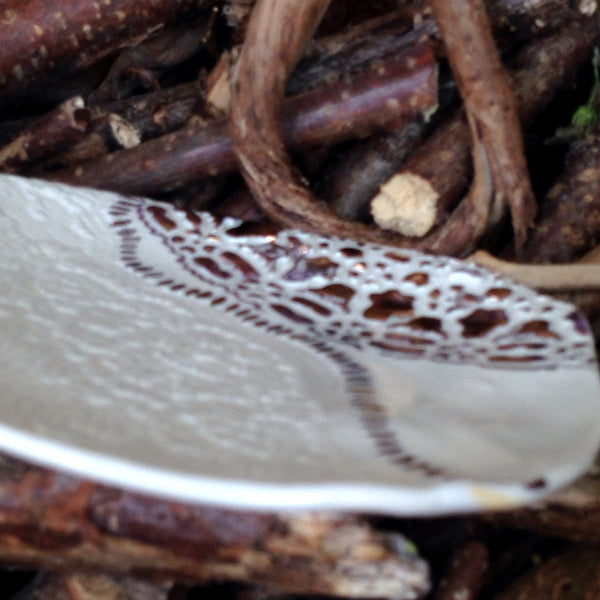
[111,198,595,371]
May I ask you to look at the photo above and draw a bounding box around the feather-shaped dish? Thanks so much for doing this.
[1,174,599,515]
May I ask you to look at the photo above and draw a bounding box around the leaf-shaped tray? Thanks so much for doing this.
[1,174,599,515]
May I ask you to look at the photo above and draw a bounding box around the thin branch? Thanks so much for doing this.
[0,0,207,105]
[228,0,439,244]
[0,458,430,599]
[430,0,537,251]
[520,130,600,263]
[52,46,437,197]
[383,19,599,255]
[0,97,89,173]
[468,250,600,292]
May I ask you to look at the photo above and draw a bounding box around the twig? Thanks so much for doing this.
[15,573,172,600]
[35,114,140,171]
[520,130,600,263]
[91,79,210,142]
[0,0,206,105]
[52,46,437,196]
[432,541,488,600]
[0,97,89,173]
[316,122,429,221]
[88,17,214,104]
[0,458,430,599]
[229,0,440,244]
[430,0,537,252]
[468,250,600,292]
[376,19,600,254]
[490,548,600,600]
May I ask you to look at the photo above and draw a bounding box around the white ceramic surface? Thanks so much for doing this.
[1,174,599,515]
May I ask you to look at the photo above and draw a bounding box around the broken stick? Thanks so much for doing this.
[430,0,537,251]
[52,45,437,196]
[372,19,599,254]
[0,0,206,105]
[0,97,89,173]
[0,457,430,599]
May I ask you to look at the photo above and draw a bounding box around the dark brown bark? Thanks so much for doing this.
[89,10,427,148]
[2,78,209,150]
[316,122,430,221]
[228,0,441,245]
[430,0,537,252]
[0,0,207,106]
[217,0,590,110]
[0,457,430,599]
[520,132,600,263]
[486,0,599,39]
[491,548,600,600]
[88,17,214,104]
[93,79,213,144]
[52,45,437,196]
[208,6,431,115]
[217,0,599,43]
[213,187,269,222]
[0,97,89,173]
[432,541,488,600]
[290,10,432,96]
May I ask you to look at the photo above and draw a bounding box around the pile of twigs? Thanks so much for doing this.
[1,1,600,599]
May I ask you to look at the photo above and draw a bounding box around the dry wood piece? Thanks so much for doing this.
[0,457,430,599]
[52,45,437,196]
[89,17,214,104]
[374,19,599,254]
[432,541,488,600]
[0,97,88,173]
[317,122,429,222]
[370,111,471,238]
[37,113,140,171]
[0,0,206,105]
[90,79,209,142]
[229,0,440,244]
[430,0,536,252]
[467,250,600,292]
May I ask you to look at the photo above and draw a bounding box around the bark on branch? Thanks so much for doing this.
[372,19,599,256]
[0,457,430,599]
[430,0,537,252]
[0,96,89,173]
[52,45,437,196]
[228,0,440,244]
[0,0,207,106]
